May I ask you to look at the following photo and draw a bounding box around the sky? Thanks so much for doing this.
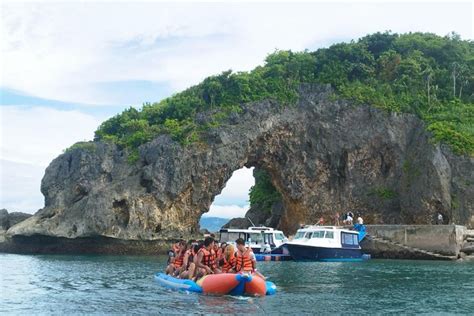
[0,1,472,218]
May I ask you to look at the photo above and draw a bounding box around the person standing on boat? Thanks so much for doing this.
[344,213,353,225]
[357,214,364,225]
[334,212,341,226]
[316,217,325,226]
[235,238,266,279]
[196,237,221,276]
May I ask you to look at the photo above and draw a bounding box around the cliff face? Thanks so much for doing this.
[8,85,474,242]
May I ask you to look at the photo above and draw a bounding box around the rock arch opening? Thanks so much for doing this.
[199,167,254,233]
[199,161,295,235]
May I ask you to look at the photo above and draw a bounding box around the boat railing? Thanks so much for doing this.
[300,225,338,229]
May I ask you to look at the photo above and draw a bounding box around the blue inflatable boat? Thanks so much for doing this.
[154,272,277,296]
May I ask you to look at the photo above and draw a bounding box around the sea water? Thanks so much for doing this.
[1,254,473,314]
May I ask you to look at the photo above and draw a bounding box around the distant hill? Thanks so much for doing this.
[199,217,228,232]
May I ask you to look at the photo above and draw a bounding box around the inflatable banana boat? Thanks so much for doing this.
[154,272,277,296]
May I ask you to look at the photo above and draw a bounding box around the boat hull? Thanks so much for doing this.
[255,254,292,261]
[285,244,363,262]
[251,245,286,254]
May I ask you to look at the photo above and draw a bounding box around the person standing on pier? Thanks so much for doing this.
[437,213,444,225]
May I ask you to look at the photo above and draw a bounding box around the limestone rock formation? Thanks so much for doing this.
[0,209,32,232]
[7,85,474,243]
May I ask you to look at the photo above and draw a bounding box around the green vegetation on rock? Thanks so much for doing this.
[95,32,473,155]
[249,169,282,212]
[369,187,398,200]
[64,141,97,153]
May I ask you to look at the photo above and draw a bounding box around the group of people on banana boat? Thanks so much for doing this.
[165,236,265,281]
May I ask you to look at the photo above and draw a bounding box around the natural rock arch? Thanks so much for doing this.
[8,85,474,241]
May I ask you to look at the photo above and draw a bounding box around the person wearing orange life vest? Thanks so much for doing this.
[166,240,183,266]
[165,241,186,275]
[173,241,193,276]
[179,242,199,279]
[216,242,227,263]
[221,244,237,273]
[235,238,266,279]
[196,237,221,276]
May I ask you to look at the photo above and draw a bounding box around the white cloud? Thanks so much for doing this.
[204,204,250,219]
[0,106,102,166]
[1,2,472,105]
[0,106,101,213]
[204,167,254,218]
[0,159,44,214]
[213,167,254,205]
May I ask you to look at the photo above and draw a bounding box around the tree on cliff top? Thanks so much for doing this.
[94,32,474,156]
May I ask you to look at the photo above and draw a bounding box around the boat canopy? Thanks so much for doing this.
[218,226,287,245]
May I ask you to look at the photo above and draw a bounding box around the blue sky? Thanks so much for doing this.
[0,0,472,218]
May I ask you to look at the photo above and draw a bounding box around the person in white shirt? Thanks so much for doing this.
[347,215,353,225]
[437,213,443,225]
[357,216,363,225]
[344,214,353,225]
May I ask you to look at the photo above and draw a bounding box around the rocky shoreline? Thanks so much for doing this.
[0,208,174,255]
[1,224,474,260]
[0,234,172,255]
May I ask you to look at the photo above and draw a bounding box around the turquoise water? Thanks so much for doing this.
[1,254,473,314]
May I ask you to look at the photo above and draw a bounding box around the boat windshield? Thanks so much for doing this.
[219,231,241,243]
[325,231,334,239]
[311,231,325,238]
[341,232,359,246]
[294,232,305,239]
[274,232,286,240]
[248,233,264,244]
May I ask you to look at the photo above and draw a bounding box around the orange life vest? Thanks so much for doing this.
[199,247,217,269]
[235,248,255,272]
[174,250,185,268]
[221,256,237,273]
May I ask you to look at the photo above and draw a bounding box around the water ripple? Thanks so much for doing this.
[1,254,473,314]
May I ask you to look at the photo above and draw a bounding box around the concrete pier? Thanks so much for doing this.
[361,225,467,260]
